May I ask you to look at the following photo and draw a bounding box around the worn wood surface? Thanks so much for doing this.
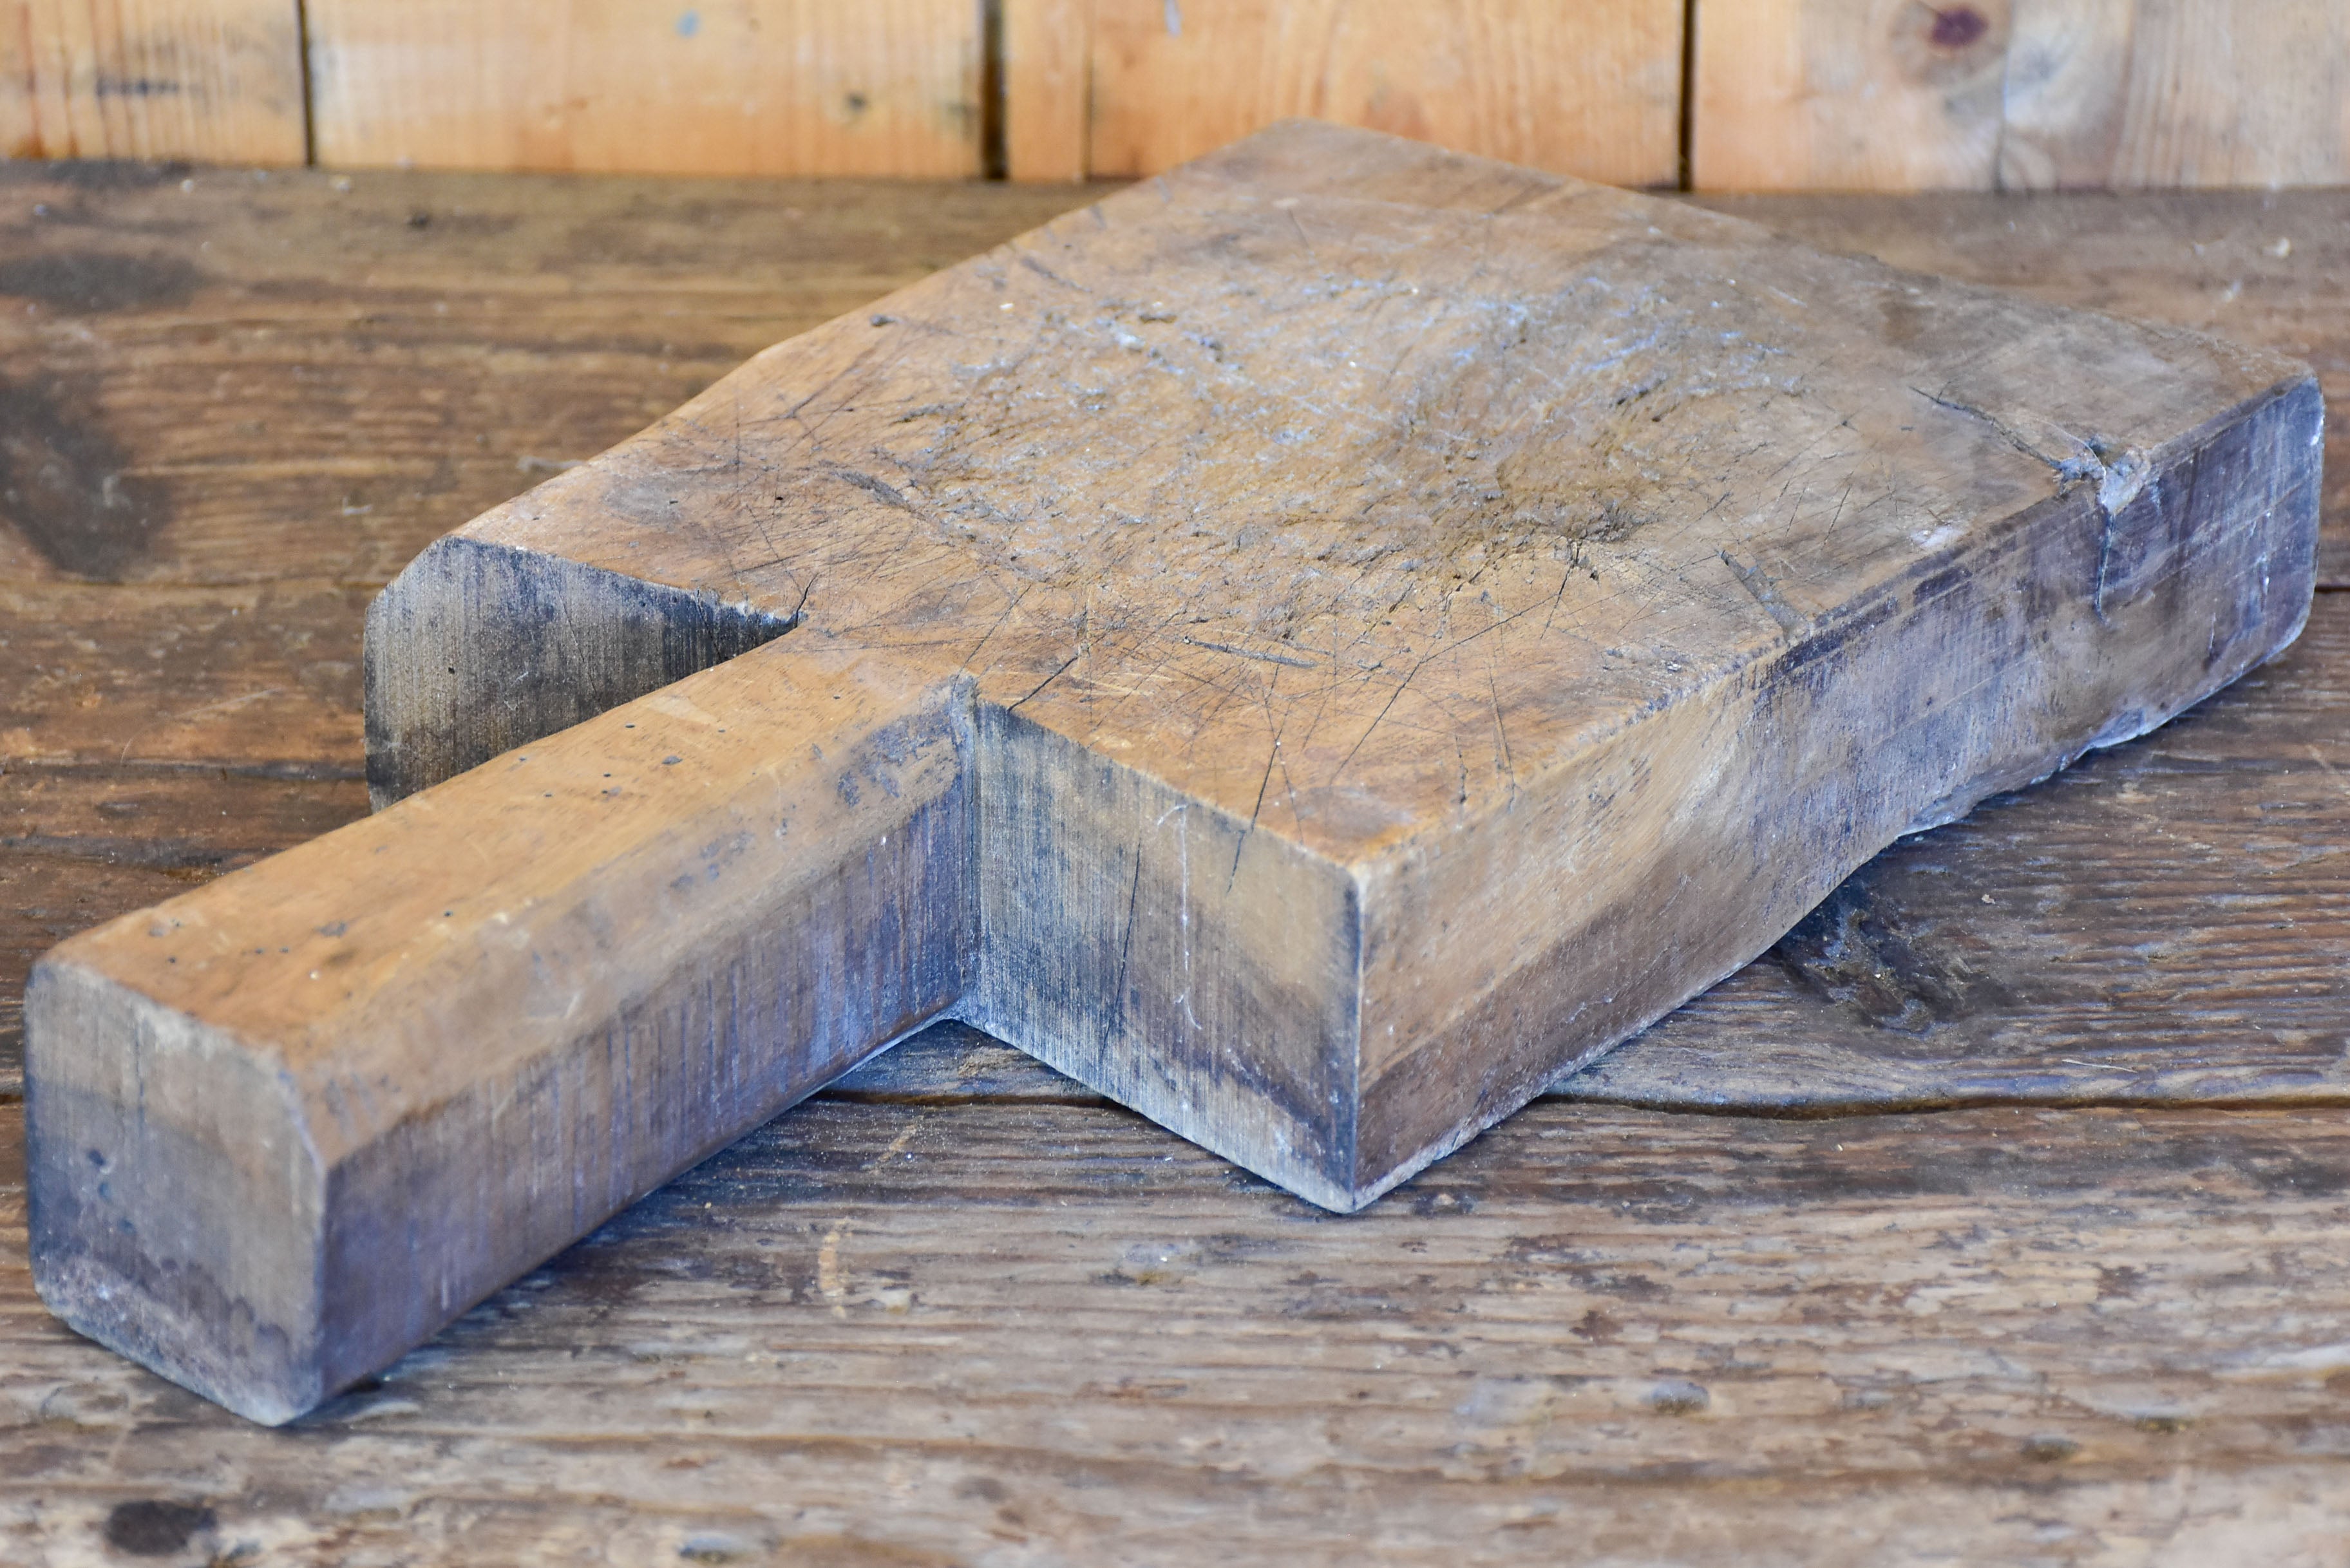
[1037,0,1683,185]
[1687,187,2350,588]
[303,0,985,177]
[1692,0,2350,194]
[3,157,2349,1553]
[17,1077,2350,1562]
[0,0,305,164]
[363,121,2317,1198]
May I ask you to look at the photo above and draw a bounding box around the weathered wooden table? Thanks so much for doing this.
[2,163,2346,1565]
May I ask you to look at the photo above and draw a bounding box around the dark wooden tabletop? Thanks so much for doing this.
[3,163,2347,1565]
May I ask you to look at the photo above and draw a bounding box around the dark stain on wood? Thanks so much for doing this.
[1772,876,2018,1034]
[0,375,171,578]
[0,252,201,314]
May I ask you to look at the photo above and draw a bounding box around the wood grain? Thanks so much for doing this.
[2000,0,2350,191]
[0,161,1108,588]
[0,0,305,164]
[1570,595,2350,1112]
[364,121,2320,1208]
[1696,186,2350,587]
[304,0,986,177]
[1002,0,1093,182]
[4,166,2339,594]
[13,1089,2350,1560]
[1081,0,1683,184]
[1693,0,2350,193]
[1693,0,2010,194]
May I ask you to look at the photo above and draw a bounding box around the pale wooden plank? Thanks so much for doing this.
[2002,0,2350,190]
[1691,0,2012,192]
[1083,0,1682,184]
[305,0,985,177]
[0,0,305,164]
[12,1095,2350,1559]
[1693,0,2350,193]
[1003,0,1093,181]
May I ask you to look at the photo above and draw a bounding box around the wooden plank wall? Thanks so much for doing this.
[305,0,986,176]
[1008,0,1684,185]
[3,2,2348,189]
[0,0,307,163]
[1695,0,2350,193]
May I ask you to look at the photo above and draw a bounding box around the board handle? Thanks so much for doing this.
[25,638,974,1424]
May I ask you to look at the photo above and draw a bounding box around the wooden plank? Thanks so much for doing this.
[304,0,986,177]
[0,582,365,770]
[0,0,305,164]
[2002,0,2350,190]
[1692,0,2350,193]
[1003,0,1093,182]
[13,1093,2350,1558]
[1691,0,2007,193]
[1081,0,1682,184]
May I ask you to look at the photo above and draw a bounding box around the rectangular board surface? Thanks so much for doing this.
[366,120,2318,1200]
[26,121,2322,1423]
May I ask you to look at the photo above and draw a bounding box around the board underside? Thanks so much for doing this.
[365,121,2320,1209]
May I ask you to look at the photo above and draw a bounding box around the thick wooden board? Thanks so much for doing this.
[1031,0,1683,186]
[35,122,2329,1420]
[13,1091,2350,1560]
[1693,0,2350,194]
[365,122,2319,1209]
[305,0,985,177]
[0,0,305,164]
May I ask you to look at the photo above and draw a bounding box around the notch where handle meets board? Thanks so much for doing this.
[26,638,973,1424]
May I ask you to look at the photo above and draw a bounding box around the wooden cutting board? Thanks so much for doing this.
[27,121,2320,1424]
